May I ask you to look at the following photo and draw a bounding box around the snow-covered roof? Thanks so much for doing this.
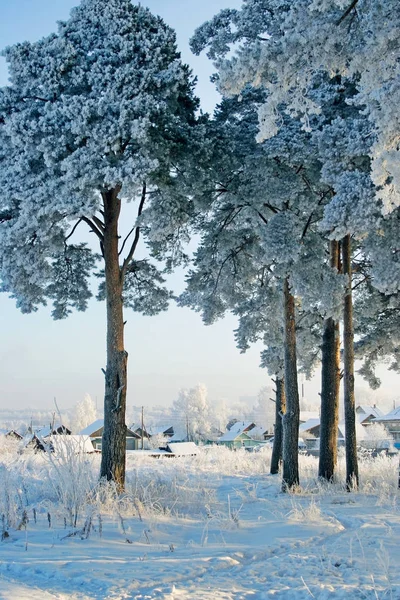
[166,442,199,456]
[168,432,186,443]
[248,425,267,439]
[79,419,104,436]
[79,420,139,438]
[147,425,174,436]
[228,421,255,436]
[299,418,320,434]
[219,430,252,442]
[36,424,70,439]
[356,405,384,420]
[374,406,400,421]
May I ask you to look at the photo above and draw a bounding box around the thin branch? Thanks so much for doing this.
[352,275,369,291]
[64,218,83,244]
[121,182,147,278]
[22,95,56,103]
[336,0,359,25]
[217,206,243,235]
[212,244,245,296]
[263,202,280,215]
[120,138,131,154]
[119,224,136,257]
[92,215,105,232]
[301,189,333,240]
[81,216,104,243]
[256,210,269,226]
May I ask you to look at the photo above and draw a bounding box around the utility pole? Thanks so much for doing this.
[141,406,144,450]
[186,414,189,442]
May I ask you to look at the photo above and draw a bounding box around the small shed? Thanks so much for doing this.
[165,442,199,456]
[79,419,140,451]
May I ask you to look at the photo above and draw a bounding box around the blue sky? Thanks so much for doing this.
[0,0,279,412]
[0,0,397,413]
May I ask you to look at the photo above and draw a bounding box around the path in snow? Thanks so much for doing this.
[0,473,399,599]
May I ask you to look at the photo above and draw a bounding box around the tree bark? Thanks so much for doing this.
[282,277,300,490]
[270,375,286,475]
[318,240,341,481]
[342,234,359,490]
[100,187,128,490]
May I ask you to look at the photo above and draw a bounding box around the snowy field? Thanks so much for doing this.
[0,444,399,600]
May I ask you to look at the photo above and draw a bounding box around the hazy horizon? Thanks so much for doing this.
[0,0,399,413]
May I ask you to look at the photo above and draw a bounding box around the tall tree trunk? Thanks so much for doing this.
[100,187,128,490]
[319,240,341,481]
[342,234,359,490]
[271,375,286,475]
[282,277,300,490]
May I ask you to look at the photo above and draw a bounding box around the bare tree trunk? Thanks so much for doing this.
[342,234,359,490]
[319,240,341,481]
[282,277,300,490]
[100,187,128,490]
[271,375,286,475]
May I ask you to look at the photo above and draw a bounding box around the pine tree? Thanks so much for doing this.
[0,0,202,489]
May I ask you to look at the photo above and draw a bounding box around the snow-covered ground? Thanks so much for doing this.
[0,445,399,599]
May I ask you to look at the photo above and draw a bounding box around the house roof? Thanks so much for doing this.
[247,425,267,439]
[356,405,384,420]
[79,419,105,436]
[219,430,252,442]
[299,418,320,434]
[5,430,23,439]
[374,406,400,421]
[168,432,186,442]
[79,419,140,438]
[228,421,255,436]
[166,442,199,456]
[37,424,71,439]
[147,425,174,436]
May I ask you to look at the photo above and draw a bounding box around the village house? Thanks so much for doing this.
[218,429,256,449]
[79,419,141,451]
[374,406,400,446]
[356,405,384,426]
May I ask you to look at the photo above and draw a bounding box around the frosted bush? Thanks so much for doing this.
[191,445,272,476]
[0,436,21,456]
[358,453,399,499]
[288,498,322,523]
[125,463,217,517]
[43,440,99,526]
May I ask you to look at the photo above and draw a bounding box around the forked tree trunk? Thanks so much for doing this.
[270,375,286,475]
[282,277,300,491]
[319,240,341,481]
[342,234,359,490]
[100,187,128,490]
